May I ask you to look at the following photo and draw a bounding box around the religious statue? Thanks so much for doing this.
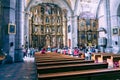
[34,27,38,33]
[52,37,56,47]
[87,33,92,41]
[80,20,85,27]
[86,19,90,26]
[57,17,61,23]
[46,35,50,47]
[45,5,51,15]
[92,21,96,27]
[57,9,60,15]
[46,16,49,23]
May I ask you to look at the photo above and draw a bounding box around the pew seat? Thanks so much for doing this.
[37,62,108,74]
[35,58,84,63]
[38,68,120,80]
[36,60,94,66]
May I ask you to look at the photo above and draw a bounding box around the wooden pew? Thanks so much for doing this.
[97,53,111,63]
[35,54,77,59]
[92,53,120,68]
[35,58,84,63]
[78,53,85,58]
[35,52,85,63]
[36,60,94,67]
[107,55,120,68]
[35,52,120,80]
[38,68,120,80]
[91,53,101,62]
[35,52,84,59]
[37,63,108,74]
[35,57,83,60]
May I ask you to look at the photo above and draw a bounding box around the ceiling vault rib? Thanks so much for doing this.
[25,0,33,11]
[63,0,73,14]
[74,0,79,15]
[96,0,102,19]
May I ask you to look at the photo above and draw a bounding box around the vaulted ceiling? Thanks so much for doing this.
[25,0,100,16]
[25,0,76,10]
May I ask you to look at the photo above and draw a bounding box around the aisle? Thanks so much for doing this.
[0,57,37,80]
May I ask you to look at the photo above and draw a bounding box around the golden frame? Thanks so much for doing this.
[112,27,118,35]
[8,23,16,34]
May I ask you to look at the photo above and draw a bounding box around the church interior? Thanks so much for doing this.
[0,0,120,80]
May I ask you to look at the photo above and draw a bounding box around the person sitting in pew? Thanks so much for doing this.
[85,49,91,60]
[41,48,46,54]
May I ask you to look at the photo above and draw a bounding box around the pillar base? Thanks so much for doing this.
[105,46,113,53]
[3,55,13,64]
[112,46,120,54]
[14,48,23,62]
[100,47,105,53]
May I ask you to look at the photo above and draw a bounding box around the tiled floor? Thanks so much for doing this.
[0,57,37,80]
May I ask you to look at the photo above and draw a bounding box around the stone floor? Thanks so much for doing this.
[0,57,37,80]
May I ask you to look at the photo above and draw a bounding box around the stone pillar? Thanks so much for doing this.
[104,0,112,53]
[72,16,78,48]
[71,16,74,48]
[24,13,29,48]
[1,0,16,63]
[14,0,24,62]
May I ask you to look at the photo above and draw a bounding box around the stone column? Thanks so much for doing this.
[104,0,112,53]
[24,12,29,48]
[72,16,78,48]
[14,0,24,62]
[1,0,16,63]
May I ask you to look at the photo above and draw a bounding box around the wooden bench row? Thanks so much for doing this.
[37,62,108,74]
[38,68,120,80]
[35,58,84,63]
[92,53,120,68]
[35,52,117,80]
[36,60,94,67]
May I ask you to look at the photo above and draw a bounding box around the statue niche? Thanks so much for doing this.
[46,35,50,47]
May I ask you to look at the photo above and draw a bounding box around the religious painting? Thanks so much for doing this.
[8,23,16,34]
[46,16,49,23]
[119,29,120,36]
[40,26,44,34]
[34,27,39,33]
[86,19,90,26]
[93,34,97,39]
[80,20,85,27]
[41,6,44,14]
[91,21,96,27]
[33,35,38,41]
[113,28,118,35]
[81,32,85,39]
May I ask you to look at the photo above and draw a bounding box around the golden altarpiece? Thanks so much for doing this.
[77,16,98,46]
[29,3,67,48]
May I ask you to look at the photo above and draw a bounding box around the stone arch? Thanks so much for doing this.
[111,0,120,16]
[25,0,73,15]
[116,4,120,28]
[24,0,73,48]
[117,4,120,17]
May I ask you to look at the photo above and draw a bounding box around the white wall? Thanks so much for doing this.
[98,0,120,53]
